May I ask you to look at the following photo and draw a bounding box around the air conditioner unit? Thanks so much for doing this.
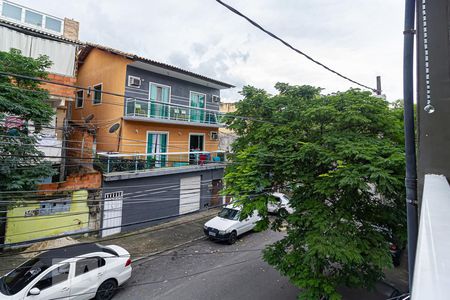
[174,108,180,114]
[212,95,220,103]
[210,131,219,140]
[180,109,187,115]
[128,76,141,87]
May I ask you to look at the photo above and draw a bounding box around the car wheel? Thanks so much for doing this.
[95,279,118,300]
[278,208,288,218]
[228,231,237,245]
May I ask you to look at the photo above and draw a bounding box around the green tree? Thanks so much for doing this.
[224,83,406,299]
[0,49,55,192]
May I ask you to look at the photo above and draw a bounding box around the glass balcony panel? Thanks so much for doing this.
[125,98,222,125]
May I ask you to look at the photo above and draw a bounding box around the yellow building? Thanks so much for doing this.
[5,190,89,244]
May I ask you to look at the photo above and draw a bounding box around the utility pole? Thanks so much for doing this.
[376,76,382,96]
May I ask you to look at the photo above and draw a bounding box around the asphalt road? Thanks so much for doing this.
[114,229,300,300]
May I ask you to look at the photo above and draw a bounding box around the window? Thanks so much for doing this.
[24,10,43,27]
[189,134,204,152]
[1,2,22,20]
[3,258,50,295]
[149,83,170,118]
[33,264,70,291]
[45,16,62,32]
[190,92,206,122]
[75,90,84,108]
[75,257,105,277]
[93,84,102,104]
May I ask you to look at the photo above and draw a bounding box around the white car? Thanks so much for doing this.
[0,243,131,300]
[267,192,294,215]
[204,204,262,244]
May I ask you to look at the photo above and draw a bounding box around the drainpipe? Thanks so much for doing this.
[403,0,418,290]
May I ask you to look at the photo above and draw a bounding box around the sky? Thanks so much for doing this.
[15,0,405,102]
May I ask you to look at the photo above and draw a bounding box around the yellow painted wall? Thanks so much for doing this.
[121,121,219,152]
[5,190,89,244]
[72,48,132,153]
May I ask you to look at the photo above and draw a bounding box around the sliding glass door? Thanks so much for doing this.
[150,83,170,119]
[147,132,168,168]
[190,92,205,122]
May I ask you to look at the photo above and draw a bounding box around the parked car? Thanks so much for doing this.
[373,225,403,267]
[267,192,294,216]
[204,204,262,244]
[0,243,132,300]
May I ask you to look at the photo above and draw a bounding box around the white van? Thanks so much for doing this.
[203,204,261,244]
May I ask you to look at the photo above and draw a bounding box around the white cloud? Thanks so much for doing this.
[15,0,404,101]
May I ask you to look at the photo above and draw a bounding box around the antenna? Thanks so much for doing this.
[84,114,94,123]
[108,123,120,133]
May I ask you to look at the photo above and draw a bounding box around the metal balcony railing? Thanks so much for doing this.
[97,150,226,174]
[125,98,222,125]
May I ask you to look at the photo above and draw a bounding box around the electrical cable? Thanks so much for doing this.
[0,196,220,238]
[0,248,265,273]
[0,206,225,258]
[0,72,280,125]
[215,0,378,93]
[0,202,230,248]
[47,257,258,300]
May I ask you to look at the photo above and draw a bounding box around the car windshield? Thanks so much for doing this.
[218,208,240,220]
[2,257,50,295]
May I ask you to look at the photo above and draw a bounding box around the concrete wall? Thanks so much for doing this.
[72,48,132,153]
[102,168,224,232]
[416,0,450,197]
[5,190,89,244]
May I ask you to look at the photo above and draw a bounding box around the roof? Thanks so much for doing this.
[35,243,116,259]
[0,18,234,89]
[78,43,235,90]
[0,18,82,45]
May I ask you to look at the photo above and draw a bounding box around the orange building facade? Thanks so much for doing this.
[71,45,233,172]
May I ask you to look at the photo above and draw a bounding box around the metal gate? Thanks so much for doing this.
[179,176,201,214]
[102,191,123,237]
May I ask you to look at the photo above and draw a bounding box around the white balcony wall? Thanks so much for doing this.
[0,26,76,76]
[412,174,450,300]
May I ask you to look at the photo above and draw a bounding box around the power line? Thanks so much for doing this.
[215,0,378,93]
[47,258,257,300]
[0,248,264,273]
[0,210,216,258]
[0,202,232,248]
[0,196,220,238]
[0,72,280,125]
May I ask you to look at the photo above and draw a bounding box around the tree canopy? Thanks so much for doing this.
[224,83,406,299]
[0,49,55,192]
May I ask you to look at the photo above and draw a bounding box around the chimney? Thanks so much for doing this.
[63,18,79,40]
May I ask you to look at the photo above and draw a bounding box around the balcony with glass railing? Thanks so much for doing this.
[124,98,222,126]
[97,150,226,174]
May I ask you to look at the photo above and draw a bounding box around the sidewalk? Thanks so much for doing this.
[81,208,218,261]
[0,209,218,275]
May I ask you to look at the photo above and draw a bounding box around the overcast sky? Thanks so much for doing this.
[16,0,404,102]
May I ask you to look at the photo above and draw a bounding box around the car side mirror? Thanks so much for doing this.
[29,287,41,296]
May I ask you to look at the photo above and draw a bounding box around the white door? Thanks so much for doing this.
[102,191,123,237]
[69,257,106,300]
[179,176,201,214]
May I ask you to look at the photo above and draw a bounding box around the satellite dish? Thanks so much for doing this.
[109,123,120,133]
[84,114,94,123]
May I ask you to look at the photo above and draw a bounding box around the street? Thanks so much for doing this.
[114,229,300,300]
